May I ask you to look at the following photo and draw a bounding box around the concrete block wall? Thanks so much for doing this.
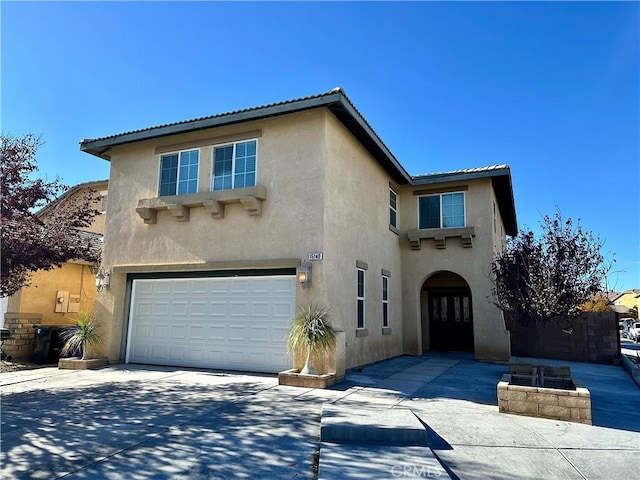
[2,312,42,359]
[497,374,592,425]
[508,312,619,364]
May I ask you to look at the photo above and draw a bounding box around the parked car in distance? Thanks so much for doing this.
[619,317,634,337]
[619,322,630,338]
[629,322,640,343]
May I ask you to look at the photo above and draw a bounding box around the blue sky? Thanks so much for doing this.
[2,1,639,291]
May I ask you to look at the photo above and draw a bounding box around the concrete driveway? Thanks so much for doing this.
[1,353,639,480]
[1,366,326,479]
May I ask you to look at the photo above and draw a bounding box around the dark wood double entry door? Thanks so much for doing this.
[428,287,474,352]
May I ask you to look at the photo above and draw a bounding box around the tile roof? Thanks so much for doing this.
[81,88,344,144]
[75,229,103,260]
[80,87,412,184]
[413,164,509,178]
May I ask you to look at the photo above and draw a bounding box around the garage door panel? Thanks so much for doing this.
[173,283,190,295]
[153,302,170,315]
[231,279,249,294]
[137,282,155,295]
[127,275,296,373]
[168,347,186,361]
[151,324,169,339]
[190,279,210,294]
[149,344,167,359]
[229,302,250,317]
[186,324,204,339]
[272,301,295,317]
[211,281,230,294]
[170,325,187,339]
[249,327,268,342]
[170,302,188,316]
[182,347,201,362]
[190,302,208,316]
[252,302,270,317]
[228,325,247,341]
[208,325,226,340]
[207,349,224,363]
[131,344,149,358]
[155,283,172,295]
[135,301,153,316]
[133,324,150,337]
[272,325,288,341]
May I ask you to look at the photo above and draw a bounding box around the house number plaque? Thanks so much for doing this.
[308,252,323,261]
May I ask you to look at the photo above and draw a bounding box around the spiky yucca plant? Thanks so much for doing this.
[287,304,337,375]
[60,310,103,360]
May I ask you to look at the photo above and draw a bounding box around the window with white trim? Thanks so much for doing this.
[389,189,398,228]
[418,192,465,229]
[212,139,257,191]
[159,149,199,196]
[357,268,366,329]
[382,274,389,328]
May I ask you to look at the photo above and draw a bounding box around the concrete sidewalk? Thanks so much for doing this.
[324,354,640,479]
[1,353,639,479]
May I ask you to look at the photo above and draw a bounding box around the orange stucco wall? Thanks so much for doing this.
[6,262,99,325]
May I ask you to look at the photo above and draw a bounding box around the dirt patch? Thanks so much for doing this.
[0,360,51,373]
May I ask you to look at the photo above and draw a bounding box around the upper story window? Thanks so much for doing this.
[213,139,257,191]
[418,192,465,229]
[389,189,398,229]
[159,149,199,196]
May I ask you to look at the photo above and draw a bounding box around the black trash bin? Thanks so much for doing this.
[30,325,75,364]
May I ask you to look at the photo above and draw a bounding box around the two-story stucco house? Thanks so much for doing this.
[80,88,517,378]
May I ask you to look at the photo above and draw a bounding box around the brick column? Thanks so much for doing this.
[2,312,43,360]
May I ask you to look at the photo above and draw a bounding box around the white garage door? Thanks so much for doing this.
[126,275,296,373]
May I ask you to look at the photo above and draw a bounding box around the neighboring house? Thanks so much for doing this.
[3,180,107,358]
[79,88,517,378]
[612,289,640,315]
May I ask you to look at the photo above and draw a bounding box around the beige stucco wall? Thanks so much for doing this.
[399,177,511,361]
[323,112,404,370]
[490,186,507,254]
[97,110,335,365]
[91,105,513,371]
[95,107,408,373]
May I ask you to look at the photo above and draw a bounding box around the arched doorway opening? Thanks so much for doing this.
[422,271,474,353]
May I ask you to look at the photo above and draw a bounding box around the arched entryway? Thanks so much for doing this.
[421,271,474,353]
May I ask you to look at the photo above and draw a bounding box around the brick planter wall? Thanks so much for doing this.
[507,312,620,364]
[2,312,42,359]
